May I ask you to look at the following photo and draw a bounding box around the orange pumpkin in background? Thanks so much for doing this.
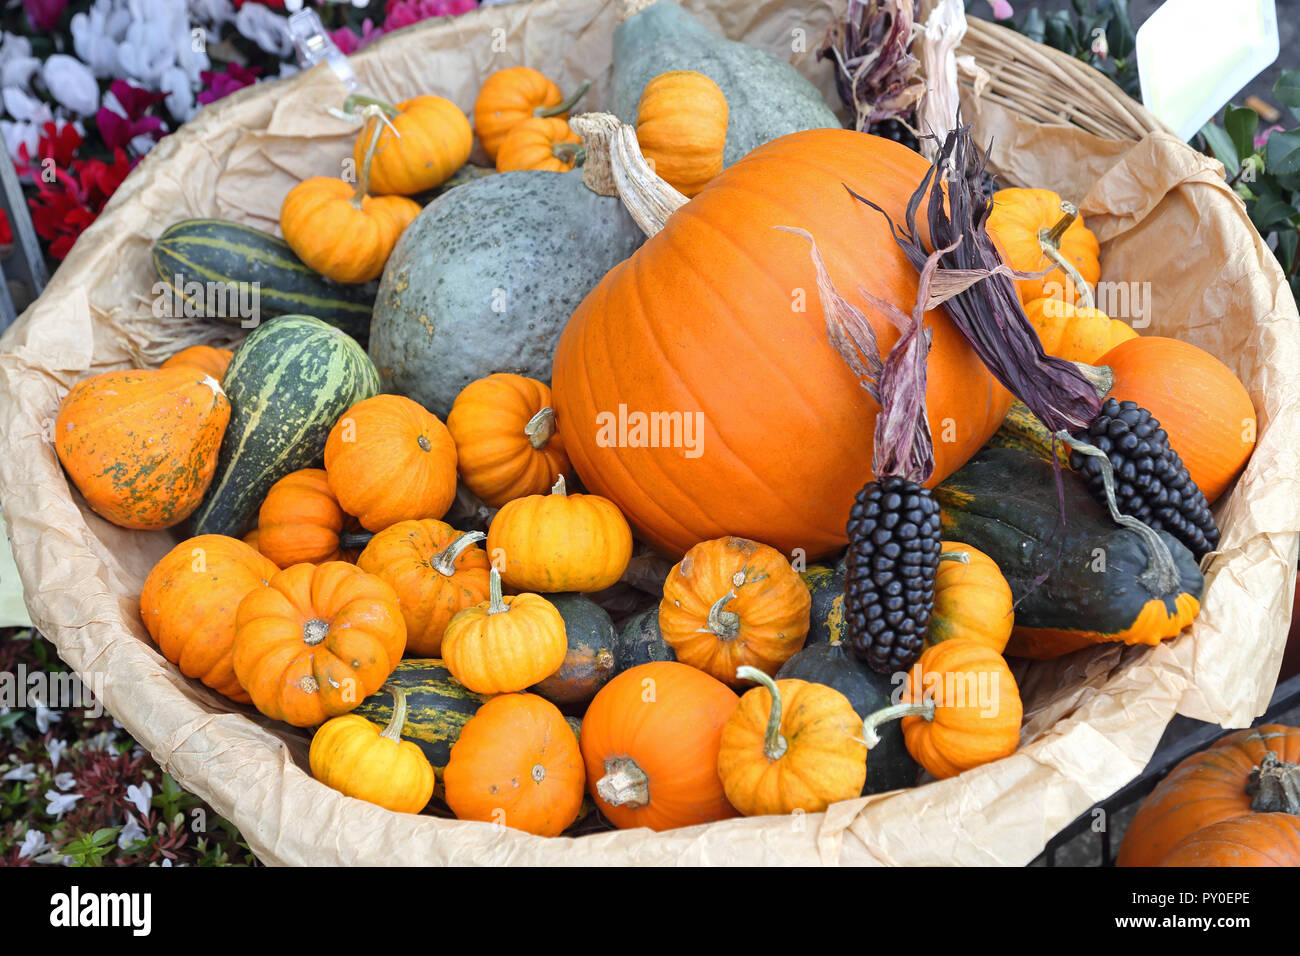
[161,345,234,381]
[986,187,1100,304]
[1099,336,1256,504]
[552,128,1010,559]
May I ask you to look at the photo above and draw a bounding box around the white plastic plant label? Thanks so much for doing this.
[1137,0,1279,141]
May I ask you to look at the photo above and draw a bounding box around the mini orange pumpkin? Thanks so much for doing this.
[580,661,739,831]
[446,373,572,508]
[659,536,810,685]
[160,345,234,380]
[441,568,567,694]
[55,367,229,530]
[232,561,406,727]
[862,638,1022,780]
[473,67,590,161]
[324,394,458,532]
[495,117,584,173]
[443,693,585,836]
[140,534,278,703]
[350,94,473,196]
[1022,297,1136,365]
[635,70,728,197]
[356,521,491,657]
[925,542,1014,654]
[486,475,632,593]
[986,189,1100,305]
[309,683,436,813]
[717,666,866,816]
[257,468,370,567]
[1099,335,1256,504]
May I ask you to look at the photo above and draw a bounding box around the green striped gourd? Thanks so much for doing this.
[190,315,380,537]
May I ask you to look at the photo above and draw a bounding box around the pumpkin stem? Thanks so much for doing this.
[569,112,687,235]
[379,683,409,742]
[551,474,568,496]
[618,0,657,23]
[536,79,591,119]
[938,550,971,565]
[596,756,650,808]
[702,591,741,640]
[551,141,587,167]
[736,666,788,761]
[303,618,330,646]
[338,531,375,551]
[858,699,936,749]
[1247,751,1300,815]
[1054,430,1182,596]
[486,566,509,615]
[344,93,401,119]
[524,407,557,449]
[432,531,487,577]
[351,105,388,208]
[1038,203,1095,310]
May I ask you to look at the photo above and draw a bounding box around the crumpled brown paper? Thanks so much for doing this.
[0,0,1296,865]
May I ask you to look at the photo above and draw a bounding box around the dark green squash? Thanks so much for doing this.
[368,169,645,417]
[531,593,617,707]
[611,0,841,166]
[353,659,489,792]
[935,445,1204,659]
[612,607,676,671]
[800,560,848,647]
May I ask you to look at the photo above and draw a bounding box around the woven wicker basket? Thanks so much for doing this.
[0,0,1295,866]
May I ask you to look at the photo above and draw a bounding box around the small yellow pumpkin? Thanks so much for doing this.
[309,683,435,813]
[350,94,473,196]
[473,67,590,161]
[925,542,1014,654]
[1023,297,1137,365]
[495,117,584,173]
[635,70,728,197]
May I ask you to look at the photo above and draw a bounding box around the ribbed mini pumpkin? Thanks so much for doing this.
[1118,725,1300,867]
[635,69,728,197]
[443,693,585,836]
[232,561,406,727]
[309,683,435,814]
[256,468,367,567]
[986,188,1100,304]
[717,666,866,816]
[160,345,234,381]
[486,475,632,593]
[279,177,419,284]
[441,568,567,694]
[55,367,229,530]
[445,373,571,507]
[659,536,810,686]
[1099,335,1256,504]
[925,542,1014,654]
[324,394,458,532]
[580,661,739,831]
[473,66,589,161]
[495,117,584,172]
[140,534,278,703]
[356,521,491,657]
[1022,297,1136,365]
[351,94,473,196]
[862,638,1023,780]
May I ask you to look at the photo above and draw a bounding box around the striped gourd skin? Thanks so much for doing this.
[352,660,489,784]
[191,315,380,538]
[152,220,377,341]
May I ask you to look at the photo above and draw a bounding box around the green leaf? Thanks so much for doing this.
[1226,106,1260,162]
[1106,0,1137,58]
[1044,11,1075,52]
[1276,70,1300,122]
[1020,8,1047,44]
[1200,121,1241,176]
[1268,128,1300,177]
[1248,188,1296,233]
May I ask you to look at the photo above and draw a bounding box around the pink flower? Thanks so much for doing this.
[1257,124,1284,151]
[384,0,478,33]
[197,63,263,106]
[990,0,1014,19]
[331,19,385,56]
[97,81,167,152]
[23,0,68,30]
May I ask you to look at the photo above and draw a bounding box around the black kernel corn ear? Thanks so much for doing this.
[844,476,942,674]
[1070,398,1220,560]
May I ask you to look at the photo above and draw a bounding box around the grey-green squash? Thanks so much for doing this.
[531,593,617,708]
[613,607,676,672]
[368,169,644,417]
[191,315,380,537]
[611,0,841,166]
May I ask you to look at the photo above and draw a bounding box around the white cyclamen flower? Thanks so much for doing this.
[45,790,82,819]
[41,55,100,117]
[118,814,147,850]
[34,703,63,735]
[46,737,68,769]
[53,772,76,791]
[70,0,129,78]
[235,3,293,58]
[18,829,47,859]
[0,31,41,91]
[126,781,152,817]
[2,763,36,782]
[188,0,236,28]
[160,65,195,122]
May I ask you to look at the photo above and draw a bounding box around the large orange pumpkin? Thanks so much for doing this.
[1118,725,1300,867]
[1099,336,1256,504]
[551,128,1010,559]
